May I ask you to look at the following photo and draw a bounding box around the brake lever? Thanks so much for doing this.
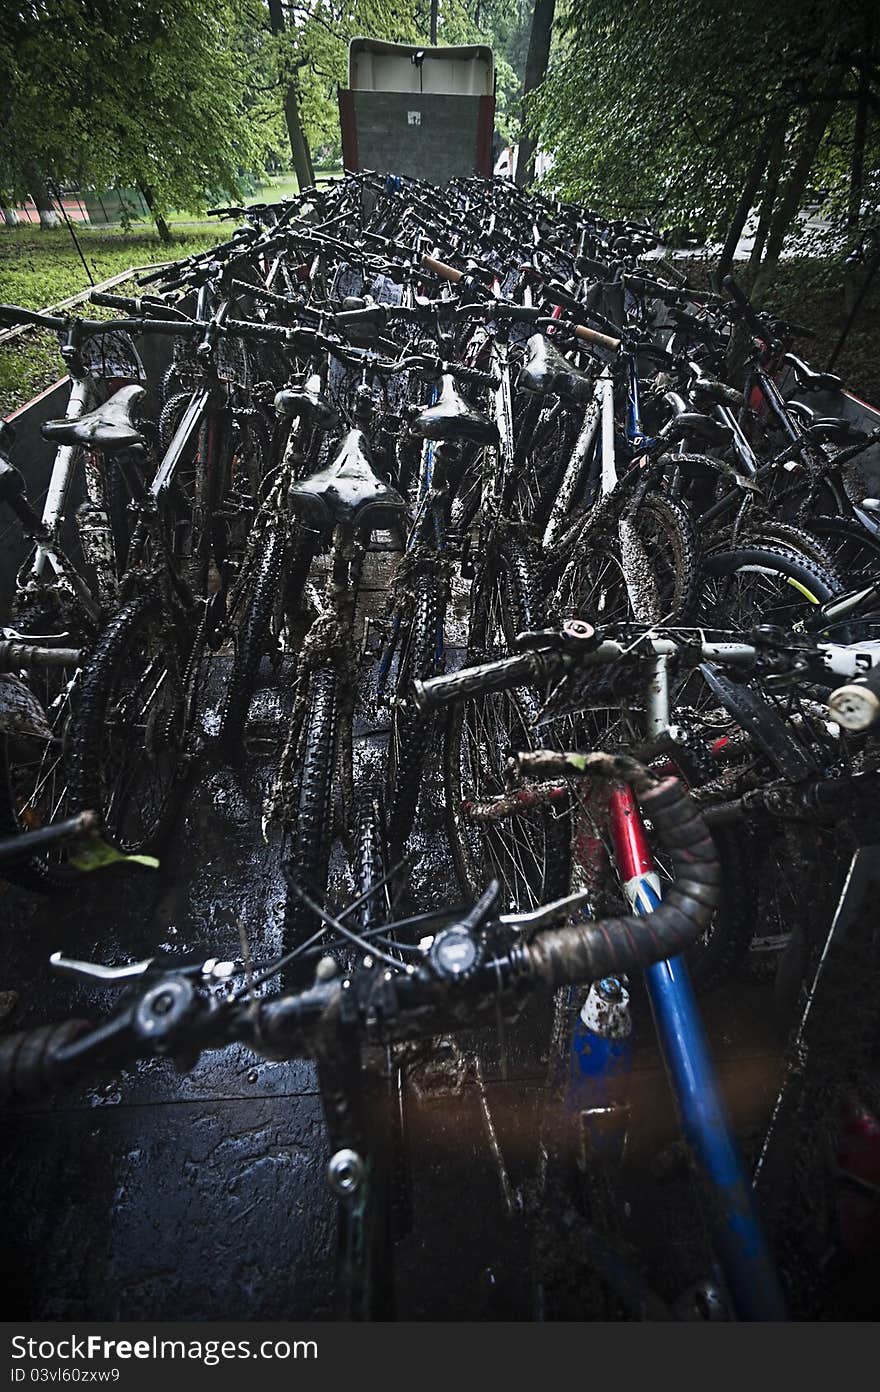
[499,889,592,930]
[513,620,602,653]
[49,952,243,986]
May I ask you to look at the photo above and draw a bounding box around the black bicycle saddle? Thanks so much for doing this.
[786,399,868,445]
[409,373,498,445]
[784,353,842,394]
[41,384,147,454]
[290,429,406,531]
[274,374,338,428]
[517,333,592,403]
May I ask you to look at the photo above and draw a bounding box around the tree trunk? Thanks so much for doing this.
[0,204,20,226]
[24,160,60,229]
[751,87,840,303]
[430,0,438,44]
[515,0,556,187]
[847,10,872,230]
[267,0,314,191]
[137,182,172,243]
[283,85,315,191]
[747,124,786,278]
[844,12,873,311]
[715,123,775,286]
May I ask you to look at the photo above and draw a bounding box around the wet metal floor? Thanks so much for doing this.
[0,549,798,1320]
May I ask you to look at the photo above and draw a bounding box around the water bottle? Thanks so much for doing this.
[566,976,633,1161]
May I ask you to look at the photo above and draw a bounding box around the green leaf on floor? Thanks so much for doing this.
[69,836,160,872]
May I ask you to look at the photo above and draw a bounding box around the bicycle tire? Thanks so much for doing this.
[282,665,338,957]
[337,781,401,1318]
[353,782,390,935]
[804,515,880,589]
[745,519,844,582]
[700,545,842,629]
[444,539,568,909]
[386,570,443,866]
[215,527,286,761]
[554,492,699,628]
[470,533,545,651]
[66,594,186,855]
[158,391,193,453]
[0,681,80,893]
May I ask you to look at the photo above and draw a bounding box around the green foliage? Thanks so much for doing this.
[1,1,266,215]
[531,0,879,251]
[0,225,221,309]
[0,0,534,211]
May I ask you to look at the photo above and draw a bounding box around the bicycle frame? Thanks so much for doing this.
[542,364,615,549]
[607,782,788,1320]
[525,650,788,1318]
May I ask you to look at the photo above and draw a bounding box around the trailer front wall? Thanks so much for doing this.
[340,90,494,181]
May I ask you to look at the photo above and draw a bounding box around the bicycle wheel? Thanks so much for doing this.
[219,408,272,582]
[804,515,880,590]
[0,654,81,891]
[746,519,844,581]
[66,594,186,855]
[214,523,288,762]
[329,781,401,1320]
[700,545,842,628]
[553,493,699,628]
[444,539,568,910]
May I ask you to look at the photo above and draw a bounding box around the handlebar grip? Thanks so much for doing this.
[90,291,140,312]
[89,292,188,324]
[333,305,387,329]
[421,255,463,283]
[721,274,766,337]
[0,1020,92,1101]
[224,318,294,343]
[136,263,180,287]
[149,272,190,293]
[575,255,610,280]
[412,652,541,710]
[543,283,580,313]
[574,323,621,352]
[828,664,880,731]
[0,304,66,331]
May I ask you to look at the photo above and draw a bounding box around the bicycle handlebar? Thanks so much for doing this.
[411,624,880,712]
[88,291,192,321]
[0,770,719,1101]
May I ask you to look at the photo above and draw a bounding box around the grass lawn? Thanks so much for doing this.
[0,171,342,413]
[0,225,223,415]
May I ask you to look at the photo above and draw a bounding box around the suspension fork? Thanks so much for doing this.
[32,376,92,579]
[542,386,603,550]
[76,446,118,608]
[606,781,787,1320]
